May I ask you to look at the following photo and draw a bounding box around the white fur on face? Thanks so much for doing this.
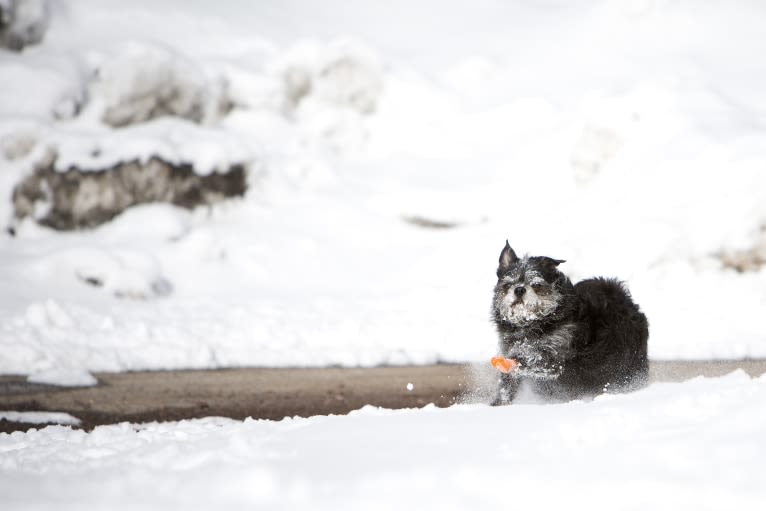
[496,272,560,324]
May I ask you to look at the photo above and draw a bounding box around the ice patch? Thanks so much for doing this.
[0,410,81,425]
[27,368,97,387]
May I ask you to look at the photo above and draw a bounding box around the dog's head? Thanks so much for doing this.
[493,241,569,326]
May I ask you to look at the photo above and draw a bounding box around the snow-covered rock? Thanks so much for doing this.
[89,41,229,127]
[11,149,246,230]
[0,0,50,51]
[718,223,766,273]
[278,40,384,115]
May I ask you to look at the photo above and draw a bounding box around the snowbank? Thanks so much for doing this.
[1,373,764,510]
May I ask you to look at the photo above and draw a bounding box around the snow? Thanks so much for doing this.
[26,367,97,387]
[0,0,50,51]
[1,0,766,376]
[52,118,253,175]
[89,40,219,128]
[0,410,80,425]
[2,372,765,509]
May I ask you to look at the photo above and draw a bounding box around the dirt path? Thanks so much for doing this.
[2,360,765,433]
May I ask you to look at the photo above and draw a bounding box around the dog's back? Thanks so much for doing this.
[555,278,649,398]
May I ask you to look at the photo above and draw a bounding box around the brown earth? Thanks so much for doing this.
[1,360,765,433]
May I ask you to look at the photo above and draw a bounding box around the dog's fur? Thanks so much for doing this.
[491,241,648,404]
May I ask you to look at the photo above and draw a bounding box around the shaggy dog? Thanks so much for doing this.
[491,241,648,404]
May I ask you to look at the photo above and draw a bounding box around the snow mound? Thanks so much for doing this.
[89,40,228,127]
[34,248,172,299]
[718,223,766,273]
[267,39,384,152]
[0,52,85,121]
[0,0,50,51]
[279,39,384,115]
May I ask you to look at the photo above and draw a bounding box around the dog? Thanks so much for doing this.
[491,241,648,404]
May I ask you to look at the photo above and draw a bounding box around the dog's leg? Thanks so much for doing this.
[491,373,520,406]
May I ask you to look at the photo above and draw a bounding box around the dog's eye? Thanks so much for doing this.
[531,282,545,291]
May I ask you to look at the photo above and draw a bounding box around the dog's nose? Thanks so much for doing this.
[514,286,526,298]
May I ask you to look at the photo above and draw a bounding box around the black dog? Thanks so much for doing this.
[491,241,648,404]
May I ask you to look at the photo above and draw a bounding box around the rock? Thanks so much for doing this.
[12,152,246,230]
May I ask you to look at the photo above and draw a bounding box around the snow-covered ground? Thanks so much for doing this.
[2,372,765,510]
[2,0,766,379]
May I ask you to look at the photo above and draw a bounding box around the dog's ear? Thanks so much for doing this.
[497,240,519,276]
[540,257,566,268]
